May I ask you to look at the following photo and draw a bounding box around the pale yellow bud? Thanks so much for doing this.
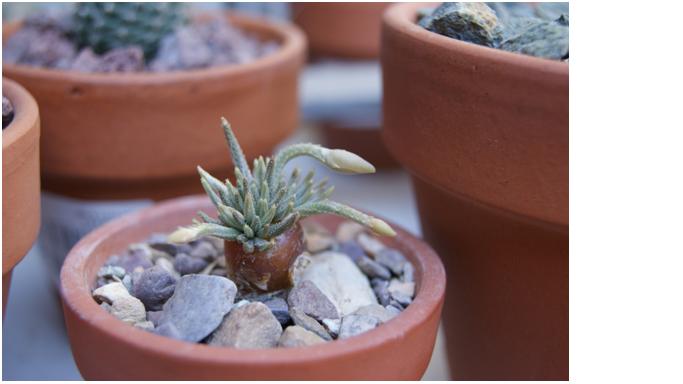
[324,149,376,174]
[370,218,396,237]
[167,226,199,244]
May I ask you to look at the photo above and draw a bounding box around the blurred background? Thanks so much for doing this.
[2,2,450,380]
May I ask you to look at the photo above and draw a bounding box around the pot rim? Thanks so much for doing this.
[2,11,306,86]
[382,2,568,78]
[60,195,446,365]
[2,77,40,154]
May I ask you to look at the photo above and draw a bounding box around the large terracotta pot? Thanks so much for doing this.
[381,3,568,380]
[292,2,390,59]
[60,195,446,380]
[2,77,41,315]
[320,122,398,170]
[2,12,306,200]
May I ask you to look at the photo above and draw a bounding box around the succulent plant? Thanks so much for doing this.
[71,2,185,59]
[170,118,395,253]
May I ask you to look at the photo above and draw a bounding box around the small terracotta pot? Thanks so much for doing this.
[320,122,399,170]
[2,12,306,200]
[382,3,568,380]
[60,195,446,380]
[292,2,390,59]
[2,77,41,316]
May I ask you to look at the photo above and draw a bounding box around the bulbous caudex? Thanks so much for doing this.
[169,118,395,292]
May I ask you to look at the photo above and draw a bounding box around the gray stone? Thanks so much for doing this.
[300,252,378,317]
[154,322,182,339]
[210,267,227,276]
[289,253,313,286]
[371,278,391,306]
[356,255,392,279]
[264,297,291,326]
[336,241,366,262]
[207,302,282,349]
[109,251,153,274]
[357,232,386,257]
[402,262,415,283]
[155,257,180,279]
[149,241,192,256]
[388,279,415,307]
[419,2,503,47]
[234,299,251,308]
[147,310,163,326]
[375,248,408,275]
[352,304,397,323]
[289,307,332,341]
[288,280,339,321]
[278,326,326,348]
[174,253,209,275]
[132,265,177,311]
[95,265,127,288]
[500,17,569,60]
[335,221,366,242]
[2,96,13,129]
[338,314,380,339]
[158,275,237,342]
[134,320,155,331]
[322,318,341,338]
[386,305,402,317]
[305,231,335,253]
[92,282,146,325]
[190,241,218,260]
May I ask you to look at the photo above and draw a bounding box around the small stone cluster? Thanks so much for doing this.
[92,221,415,349]
[2,95,14,129]
[419,2,569,61]
[3,13,277,73]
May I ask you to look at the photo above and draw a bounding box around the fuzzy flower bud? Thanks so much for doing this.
[167,226,200,244]
[323,149,376,174]
[370,218,396,237]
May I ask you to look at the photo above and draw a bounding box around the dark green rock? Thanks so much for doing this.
[419,2,503,47]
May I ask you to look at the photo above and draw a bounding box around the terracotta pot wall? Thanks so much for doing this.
[381,3,568,379]
[60,196,446,380]
[3,13,306,201]
[2,78,41,314]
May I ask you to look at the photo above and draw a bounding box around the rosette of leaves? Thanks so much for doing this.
[71,2,186,58]
[170,118,395,252]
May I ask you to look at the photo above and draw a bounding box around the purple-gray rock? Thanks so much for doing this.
[157,275,237,343]
[386,305,402,317]
[3,96,14,129]
[147,310,163,326]
[356,255,392,279]
[207,302,282,349]
[278,326,326,348]
[388,279,415,307]
[3,26,76,69]
[263,297,291,326]
[174,253,209,275]
[108,251,153,274]
[375,248,407,276]
[95,265,127,288]
[190,241,218,260]
[402,262,415,283]
[154,322,183,339]
[371,278,391,306]
[287,280,339,321]
[337,241,366,262]
[289,307,332,341]
[338,314,380,339]
[352,304,397,324]
[149,241,192,256]
[132,265,177,311]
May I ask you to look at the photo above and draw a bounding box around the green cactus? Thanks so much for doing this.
[71,2,185,58]
[169,118,396,253]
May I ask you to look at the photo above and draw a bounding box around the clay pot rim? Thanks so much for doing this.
[2,11,306,85]
[383,2,568,77]
[2,77,39,153]
[60,195,446,365]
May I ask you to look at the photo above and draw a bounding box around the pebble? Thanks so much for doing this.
[300,252,378,317]
[278,326,326,348]
[109,251,153,274]
[287,280,339,321]
[190,241,218,260]
[173,253,209,275]
[93,282,146,325]
[338,314,380,339]
[356,255,392,280]
[210,267,227,276]
[335,221,366,242]
[352,304,397,324]
[371,279,391,306]
[288,253,313,286]
[147,310,163,326]
[289,307,332,341]
[134,321,155,331]
[375,248,408,275]
[154,322,183,339]
[419,2,503,47]
[150,241,192,257]
[385,305,402,317]
[155,257,180,279]
[207,302,282,349]
[305,231,335,253]
[132,265,177,311]
[336,241,366,262]
[388,279,415,307]
[157,275,237,343]
[2,96,13,129]
[402,262,415,283]
[357,233,386,257]
[234,299,251,308]
[322,318,341,338]
[263,297,291,326]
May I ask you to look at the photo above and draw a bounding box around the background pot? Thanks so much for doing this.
[381,3,568,380]
[320,122,398,170]
[3,12,306,200]
[60,195,445,380]
[292,2,390,60]
[2,77,41,315]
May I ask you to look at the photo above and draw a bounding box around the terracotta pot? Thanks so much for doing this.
[60,195,445,380]
[320,122,399,170]
[2,12,306,200]
[292,2,390,59]
[2,77,41,316]
[381,3,568,380]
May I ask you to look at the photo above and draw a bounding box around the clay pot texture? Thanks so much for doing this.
[225,224,304,292]
[2,78,41,315]
[381,3,568,380]
[60,195,445,380]
[292,2,390,59]
[2,12,306,200]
